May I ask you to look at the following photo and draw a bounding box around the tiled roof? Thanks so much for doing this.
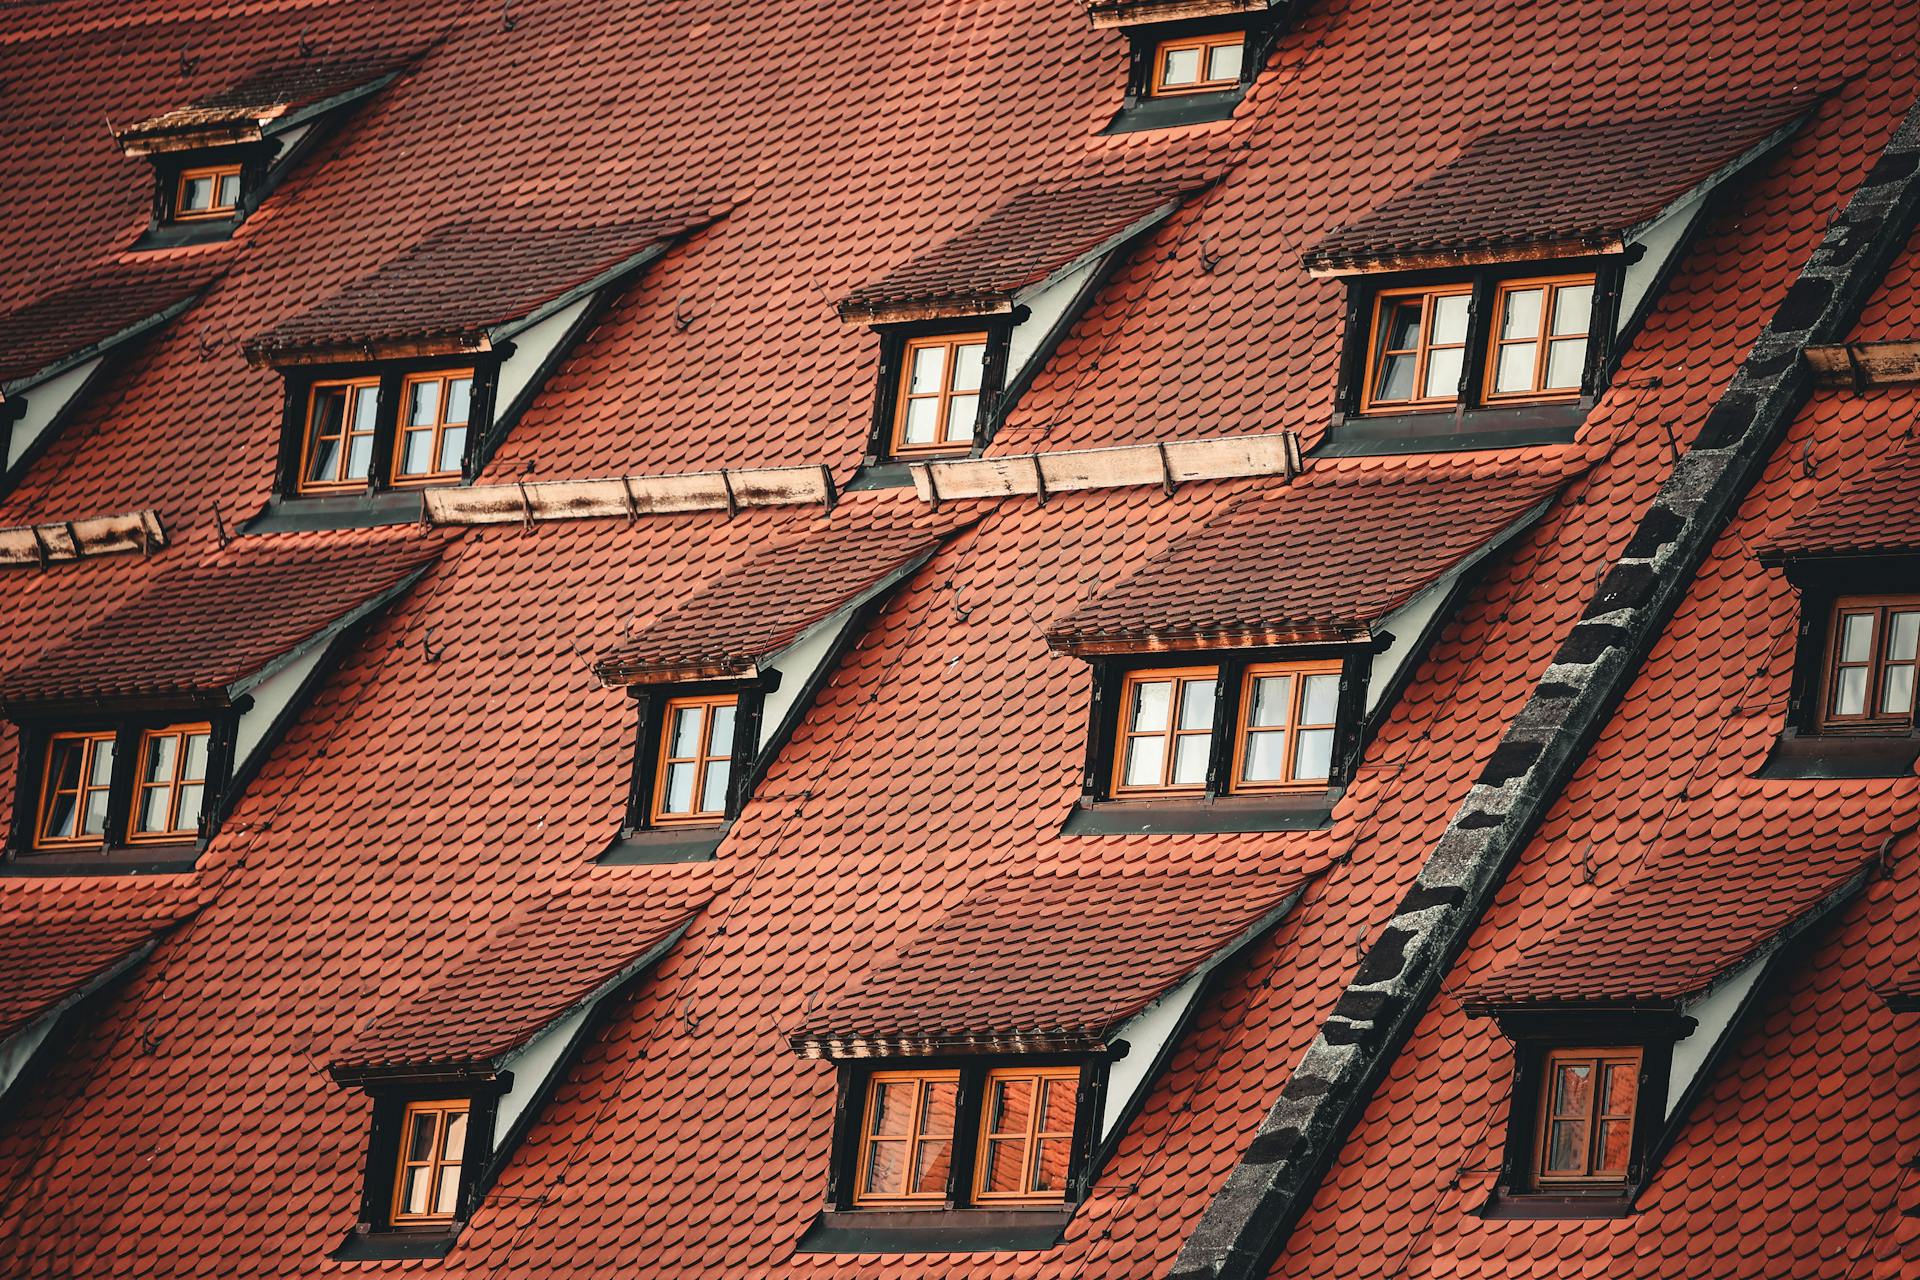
[244,216,713,363]
[0,533,447,704]
[329,875,708,1077]
[838,174,1208,321]
[788,855,1323,1057]
[1460,826,1888,1008]
[1046,450,1586,654]
[1303,95,1817,273]
[1762,432,1920,558]
[591,509,975,684]
[1874,959,1920,1012]
[0,884,201,1041]
[0,263,215,389]
[114,51,413,146]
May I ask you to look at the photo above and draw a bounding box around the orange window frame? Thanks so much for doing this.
[649,694,737,826]
[1148,32,1243,96]
[173,163,243,220]
[1533,1047,1640,1185]
[1817,595,1920,732]
[1482,274,1595,405]
[1227,660,1343,794]
[852,1069,960,1206]
[127,723,211,844]
[297,377,382,494]
[1359,284,1473,414]
[1110,666,1218,797]
[890,334,987,459]
[971,1066,1080,1205]
[33,731,116,850]
[390,1099,469,1225]
[390,369,474,487]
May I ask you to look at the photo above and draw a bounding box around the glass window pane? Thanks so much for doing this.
[1499,288,1543,340]
[1205,41,1242,81]
[401,1167,431,1215]
[1882,664,1914,717]
[182,177,212,210]
[353,384,382,427]
[1841,613,1874,663]
[44,792,77,840]
[1601,1061,1637,1114]
[183,732,210,780]
[217,172,242,207]
[863,1140,906,1196]
[345,432,373,480]
[442,1111,467,1161]
[707,704,736,755]
[1037,1076,1076,1134]
[1122,735,1166,787]
[943,393,979,442]
[1891,612,1920,662]
[432,1164,460,1215]
[47,739,84,792]
[1246,674,1292,728]
[870,1081,912,1137]
[901,397,938,444]
[1494,342,1538,394]
[1551,283,1593,336]
[1033,1137,1071,1192]
[699,758,731,813]
[399,429,433,476]
[1544,337,1587,390]
[662,761,695,814]
[1431,292,1470,345]
[1129,680,1172,732]
[1553,1062,1593,1115]
[81,789,110,835]
[175,783,203,833]
[1423,344,1464,399]
[1171,733,1210,786]
[981,1137,1024,1193]
[137,786,171,833]
[1374,352,1414,402]
[951,343,985,393]
[438,425,468,475]
[1177,678,1216,730]
[90,739,115,785]
[1240,729,1285,782]
[306,436,340,483]
[1301,673,1340,724]
[1292,728,1333,782]
[1382,300,1423,352]
[1161,46,1201,85]
[988,1076,1033,1135]
[670,706,703,756]
[406,1112,437,1161]
[908,345,947,394]
[408,379,441,427]
[1834,664,1869,716]
[911,1139,951,1195]
[446,376,472,424]
[1546,1119,1586,1174]
[922,1079,957,1137]
[1597,1119,1632,1173]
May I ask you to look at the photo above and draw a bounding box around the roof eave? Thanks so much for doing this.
[1045,624,1369,658]
[1304,234,1625,278]
[1081,0,1281,30]
[3,291,208,397]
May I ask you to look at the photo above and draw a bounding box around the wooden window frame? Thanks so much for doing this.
[1482,274,1597,406]
[889,333,992,460]
[623,684,767,837]
[297,376,384,495]
[647,693,739,827]
[171,163,244,222]
[865,322,1012,467]
[1358,284,1474,414]
[1147,32,1244,97]
[389,369,476,488]
[1110,666,1219,797]
[970,1066,1081,1205]
[125,723,211,845]
[851,1070,962,1207]
[31,730,117,850]
[1532,1047,1642,1186]
[278,360,500,502]
[388,1099,471,1227]
[1226,660,1345,795]
[1814,594,1920,734]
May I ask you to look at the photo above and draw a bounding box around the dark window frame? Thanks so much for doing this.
[1325,257,1625,452]
[338,1080,502,1254]
[1811,593,1920,734]
[1105,14,1285,133]
[620,678,769,839]
[273,356,503,503]
[863,318,1013,468]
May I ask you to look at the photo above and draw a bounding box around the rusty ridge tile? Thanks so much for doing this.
[328,876,710,1076]
[591,509,979,686]
[836,171,1217,322]
[1762,432,1920,559]
[1460,824,1895,1009]
[242,211,721,364]
[0,882,202,1040]
[0,262,220,390]
[1046,449,1590,655]
[1302,93,1821,273]
[113,49,418,147]
[787,856,1326,1058]
[0,531,450,705]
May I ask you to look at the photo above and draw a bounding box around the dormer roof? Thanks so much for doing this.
[113,51,414,155]
[0,263,216,397]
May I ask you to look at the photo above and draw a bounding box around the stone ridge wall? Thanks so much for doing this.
[1171,98,1920,1280]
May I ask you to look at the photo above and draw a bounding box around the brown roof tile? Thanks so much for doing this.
[114,51,414,147]
[0,883,201,1040]
[0,263,216,390]
[1763,432,1920,559]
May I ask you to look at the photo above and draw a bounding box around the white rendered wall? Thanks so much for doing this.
[6,357,101,469]
[1101,971,1206,1140]
[495,296,593,417]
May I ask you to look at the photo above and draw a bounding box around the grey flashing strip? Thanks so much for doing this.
[1169,95,1920,1280]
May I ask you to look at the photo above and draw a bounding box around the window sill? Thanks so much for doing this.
[132,218,239,252]
[331,1227,460,1261]
[599,824,729,864]
[845,462,919,492]
[1755,732,1920,779]
[1478,1188,1636,1220]
[794,1206,1074,1254]
[1313,402,1585,457]
[243,489,433,533]
[2,842,201,876]
[1061,792,1335,835]
[1105,88,1244,134]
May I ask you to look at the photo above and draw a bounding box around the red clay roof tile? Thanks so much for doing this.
[115,50,415,146]
[329,875,708,1076]
[0,263,216,389]
[1303,95,1818,273]
[788,856,1324,1057]
[0,883,200,1040]
[1047,450,1587,654]
[1763,432,1920,558]
[0,532,447,704]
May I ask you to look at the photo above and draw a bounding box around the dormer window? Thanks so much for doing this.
[1362,285,1472,413]
[394,371,473,486]
[34,731,115,849]
[1487,277,1594,402]
[391,1101,470,1225]
[892,334,989,459]
[650,693,738,825]
[1534,1048,1641,1189]
[300,377,383,493]
[174,164,243,221]
[1816,596,1920,733]
[1149,32,1242,96]
[1088,0,1292,133]
[130,724,211,842]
